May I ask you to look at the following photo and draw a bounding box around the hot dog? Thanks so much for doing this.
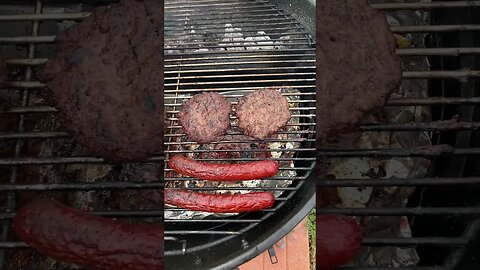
[165,189,275,213]
[168,155,279,181]
[316,214,363,270]
[13,199,164,270]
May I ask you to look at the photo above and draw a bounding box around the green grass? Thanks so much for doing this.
[307,208,316,270]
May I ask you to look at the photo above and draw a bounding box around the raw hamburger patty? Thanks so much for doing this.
[38,0,164,163]
[316,0,402,141]
[178,92,231,143]
[236,88,291,139]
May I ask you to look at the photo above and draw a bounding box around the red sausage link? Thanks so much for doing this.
[168,155,279,181]
[165,189,275,213]
[316,214,363,270]
[13,199,164,270]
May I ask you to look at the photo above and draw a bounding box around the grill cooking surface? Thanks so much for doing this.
[163,0,316,261]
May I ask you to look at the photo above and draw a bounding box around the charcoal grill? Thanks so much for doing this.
[316,1,480,269]
[163,0,315,268]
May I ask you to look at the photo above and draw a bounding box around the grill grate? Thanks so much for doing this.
[163,0,316,265]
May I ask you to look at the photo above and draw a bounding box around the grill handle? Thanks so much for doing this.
[267,246,278,264]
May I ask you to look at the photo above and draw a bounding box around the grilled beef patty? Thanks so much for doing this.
[178,92,231,143]
[38,0,164,163]
[316,0,401,142]
[236,88,291,139]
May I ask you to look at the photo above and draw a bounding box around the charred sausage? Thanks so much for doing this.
[168,155,279,181]
[316,214,363,270]
[13,199,164,270]
[165,189,275,213]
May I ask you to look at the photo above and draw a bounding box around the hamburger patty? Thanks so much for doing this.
[236,88,291,139]
[38,0,164,163]
[316,0,402,141]
[178,92,231,143]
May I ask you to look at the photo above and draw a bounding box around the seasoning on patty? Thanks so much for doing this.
[178,92,231,143]
[236,88,291,139]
